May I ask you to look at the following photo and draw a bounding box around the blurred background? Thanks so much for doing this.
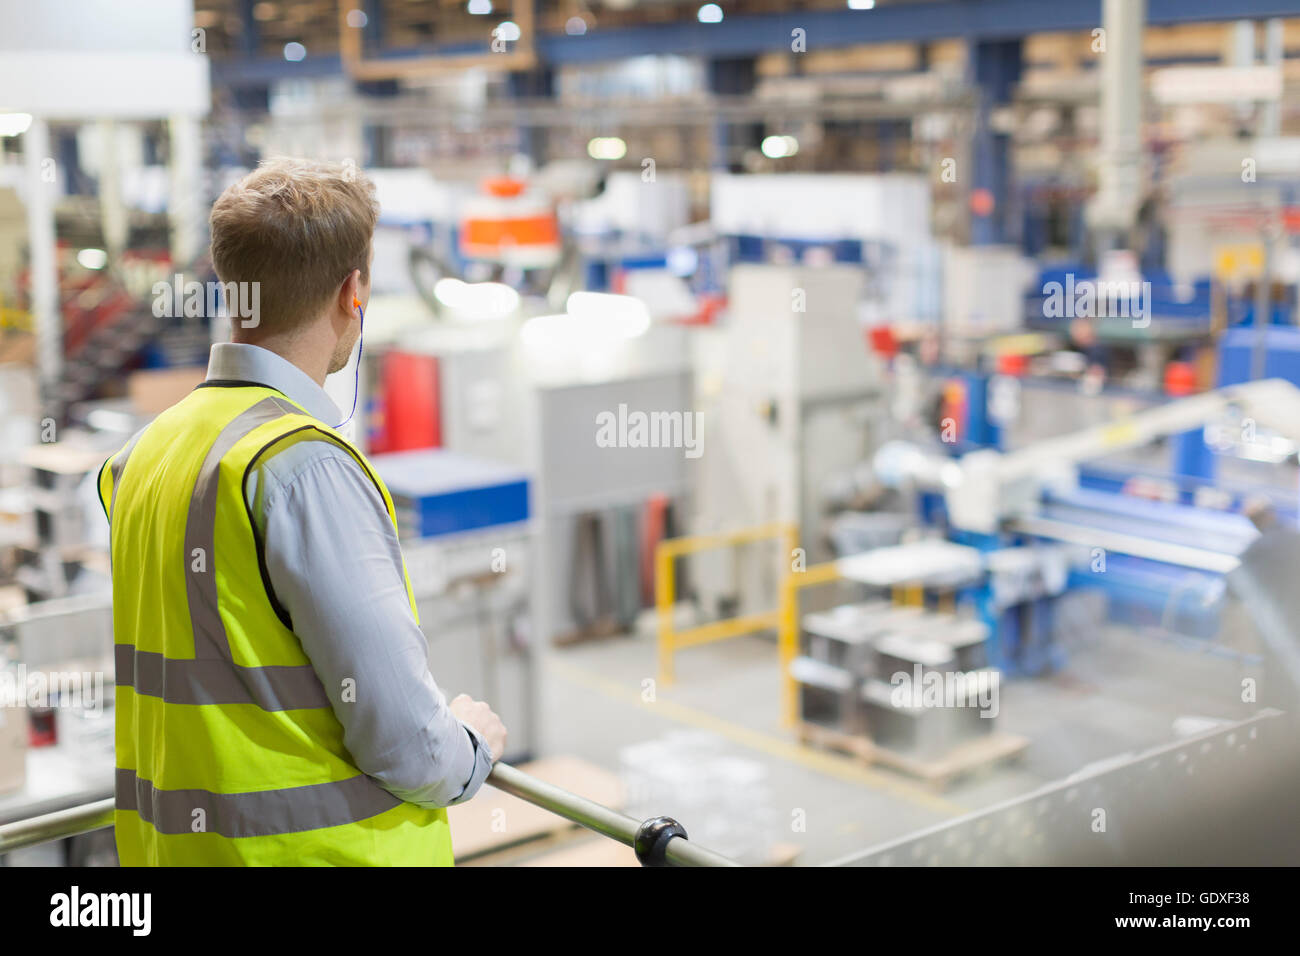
[2,0,1300,867]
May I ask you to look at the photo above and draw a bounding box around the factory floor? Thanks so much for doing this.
[535,622,1258,866]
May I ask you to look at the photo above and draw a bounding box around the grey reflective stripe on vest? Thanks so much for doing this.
[115,644,330,712]
[117,768,401,838]
[104,429,146,578]
[184,395,299,661]
[107,429,146,519]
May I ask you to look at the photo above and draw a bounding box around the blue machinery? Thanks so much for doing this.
[888,377,1300,674]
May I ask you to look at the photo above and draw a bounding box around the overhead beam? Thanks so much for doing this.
[535,0,1300,65]
[211,0,1300,86]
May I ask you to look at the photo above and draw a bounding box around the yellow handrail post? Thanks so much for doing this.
[656,540,676,685]
[780,558,845,728]
[779,525,800,727]
[780,571,798,728]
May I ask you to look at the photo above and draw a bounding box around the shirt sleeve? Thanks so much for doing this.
[253,443,494,808]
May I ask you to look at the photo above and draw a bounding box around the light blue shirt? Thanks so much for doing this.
[206,341,493,809]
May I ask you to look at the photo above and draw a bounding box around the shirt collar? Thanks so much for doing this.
[205,342,340,425]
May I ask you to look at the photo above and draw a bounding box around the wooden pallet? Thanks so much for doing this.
[797,721,1029,789]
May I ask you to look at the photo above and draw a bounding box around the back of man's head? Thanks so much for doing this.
[210,158,378,337]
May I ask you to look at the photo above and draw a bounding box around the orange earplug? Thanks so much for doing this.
[353,297,362,308]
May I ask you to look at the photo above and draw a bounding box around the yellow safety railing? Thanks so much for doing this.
[655,523,865,727]
[655,522,797,686]
[655,521,858,728]
[777,558,842,727]
[658,530,966,727]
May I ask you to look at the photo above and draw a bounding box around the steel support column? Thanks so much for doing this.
[968,38,1022,245]
[707,56,760,172]
[24,118,60,395]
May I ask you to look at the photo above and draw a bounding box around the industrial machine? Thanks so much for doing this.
[691,263,886,623]
[866,377,1300,676]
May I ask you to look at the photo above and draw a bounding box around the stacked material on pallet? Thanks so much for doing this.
[794,601,1001,760]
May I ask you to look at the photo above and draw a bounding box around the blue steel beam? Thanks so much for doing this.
[212,55,344,86]
[535,0,1300,65]
[212,0,1300,87]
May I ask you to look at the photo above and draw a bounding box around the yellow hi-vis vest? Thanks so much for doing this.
[98,382,454,866]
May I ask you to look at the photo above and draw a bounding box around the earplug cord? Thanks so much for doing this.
[335,301,364,431]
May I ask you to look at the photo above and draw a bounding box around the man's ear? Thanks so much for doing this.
[339,269,362,317]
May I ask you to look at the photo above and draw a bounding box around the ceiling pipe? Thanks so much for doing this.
[1087,0,1146,254]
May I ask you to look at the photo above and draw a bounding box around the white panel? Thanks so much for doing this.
[0,0,207,118]
[943,244,1033,335]
[536,371,696,514]
[0,0,193,52]
[710,172,930,244]
[0,52,210,118]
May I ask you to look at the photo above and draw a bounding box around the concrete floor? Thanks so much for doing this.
[534,622,1259,866]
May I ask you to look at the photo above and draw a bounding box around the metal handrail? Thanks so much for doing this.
[0,797,115,854]
[0,763,741,867]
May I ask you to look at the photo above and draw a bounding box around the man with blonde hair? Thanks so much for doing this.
[99,158,506,866]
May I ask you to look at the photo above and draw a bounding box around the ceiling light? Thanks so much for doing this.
[0,113,33,137]
[761,135,799,159]
[587,136,627,161]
